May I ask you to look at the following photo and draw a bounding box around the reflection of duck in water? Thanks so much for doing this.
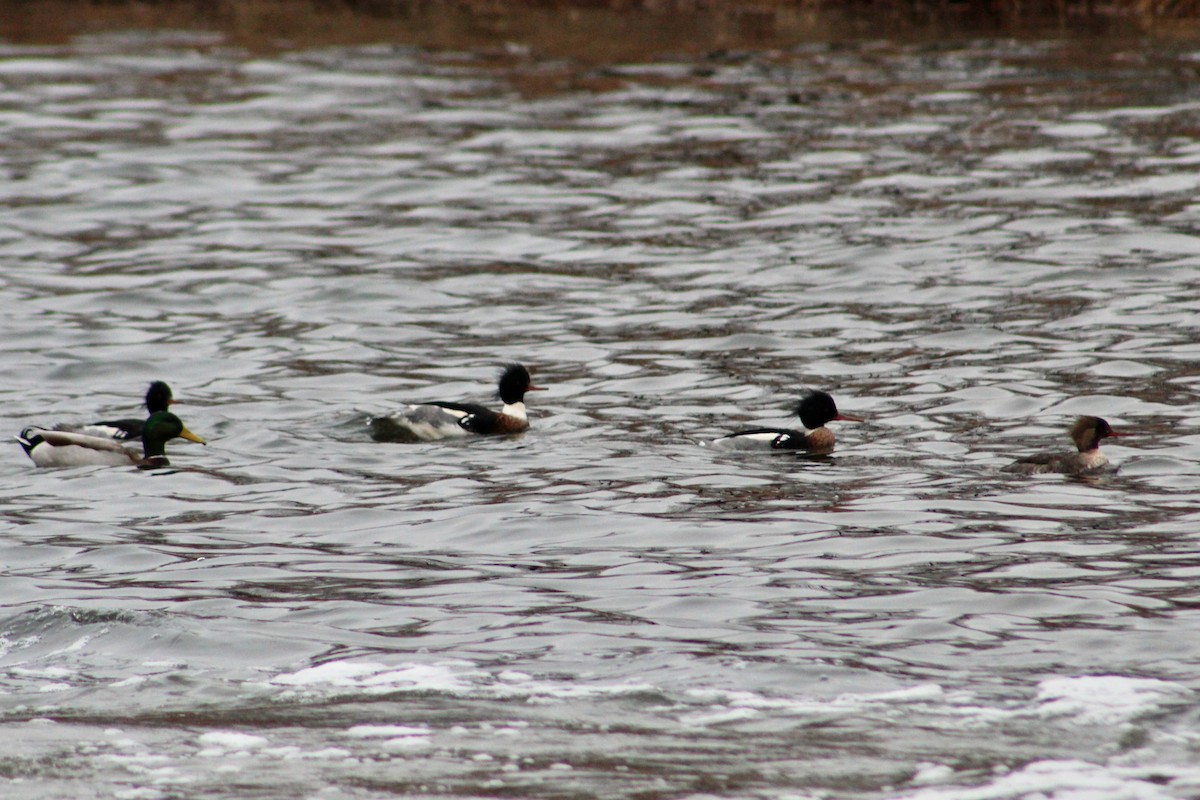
[372,363,546,442]
[18,411,206,469]
[1002,416,1125,475]
[710,390,863,453]
[73,380,175,442]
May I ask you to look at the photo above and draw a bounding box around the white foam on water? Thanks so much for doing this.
[685,683,947,714]
[112,789,165,800]
[12,666,71,678]
[0,634,40,659]
[1033,675,1193,726]
[343,724,432,749]
[676,683,1018,731]
[266,658,661,706]
[895,758,1200,800]
[344,724,431,738]
[268,660,480,696]
[196,731,270,751]
[910,762,956,786]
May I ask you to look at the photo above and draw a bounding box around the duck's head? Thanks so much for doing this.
[145,381,174,413]
[795,390,863,430]
[1070,416,1122,452]
[140,410,205,467]
[497,363,546,405]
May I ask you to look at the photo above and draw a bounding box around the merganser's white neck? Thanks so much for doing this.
[501,401,527,421]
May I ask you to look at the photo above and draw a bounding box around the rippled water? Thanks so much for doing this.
[3,29,1200,799]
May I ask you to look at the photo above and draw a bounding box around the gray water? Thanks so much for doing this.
[2,29,1200,799]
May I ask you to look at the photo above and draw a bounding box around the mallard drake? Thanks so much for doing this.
[1002,415,1125,475]
[18,410,205,469]
[710,390,863,453]
[370,363,546,442]
[72,380,175,441]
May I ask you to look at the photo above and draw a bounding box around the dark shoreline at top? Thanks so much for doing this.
[2,0,1198,59]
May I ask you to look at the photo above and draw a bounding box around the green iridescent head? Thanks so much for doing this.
[140,411,206,465]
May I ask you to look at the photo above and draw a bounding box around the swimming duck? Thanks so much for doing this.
[18,410,205,469]
[371,363,546,442]
[1002,415,1124,475]
[711,390,862,453]
[73,380,175,441]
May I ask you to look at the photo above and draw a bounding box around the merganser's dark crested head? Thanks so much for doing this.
[794,390,863,430]
[496,363,546,405]
[144,381,174,413]
[1070,416,1120,452]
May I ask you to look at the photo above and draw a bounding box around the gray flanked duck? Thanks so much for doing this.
[18,410,206,469]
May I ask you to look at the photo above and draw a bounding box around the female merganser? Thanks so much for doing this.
[371,363,546,442]
[74,380,175,441]
[711,390,862,453]
[1002,415,1124,475]
[17,410,206,469]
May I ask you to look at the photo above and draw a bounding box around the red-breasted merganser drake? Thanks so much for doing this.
[711,390,863,453]
[17,410,206,469]
[72,380,175,441]
[1002,415,1124,475]
[371,363,546,442]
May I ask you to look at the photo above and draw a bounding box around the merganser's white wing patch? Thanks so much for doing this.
[382,404,470,441]
[711,431,786,450]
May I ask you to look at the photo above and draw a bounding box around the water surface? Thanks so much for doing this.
[2,31,1200,799]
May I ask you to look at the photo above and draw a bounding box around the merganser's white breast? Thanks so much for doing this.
[499,402,527,422]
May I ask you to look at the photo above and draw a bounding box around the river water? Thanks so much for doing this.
[2,27,1200,799]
